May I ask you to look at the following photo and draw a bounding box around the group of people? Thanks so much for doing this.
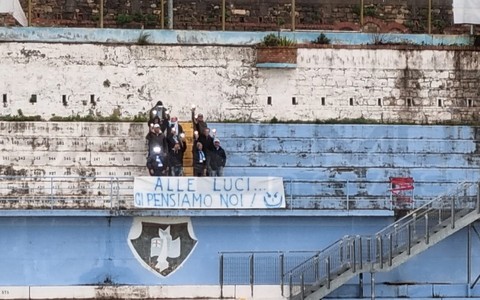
[145,101,227,177]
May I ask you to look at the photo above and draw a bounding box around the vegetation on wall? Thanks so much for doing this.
[260,33,296,47]
[312,33,331,45]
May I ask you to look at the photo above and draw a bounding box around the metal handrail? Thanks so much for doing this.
[286,181,479,300]
[0,175,134,209]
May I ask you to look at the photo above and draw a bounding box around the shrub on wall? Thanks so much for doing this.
[312,33,331,45]
[261,33,296,47]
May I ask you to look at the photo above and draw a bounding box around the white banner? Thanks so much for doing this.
[134,177,286,209]
[0,0,28,26]
[453,0,480,24]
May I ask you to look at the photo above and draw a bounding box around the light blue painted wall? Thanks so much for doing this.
[0,27,472,45]
[0,216,388,285]
[212,124,480,207]
[0,215,479,299]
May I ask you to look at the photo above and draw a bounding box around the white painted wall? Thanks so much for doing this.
[1,43,479,122]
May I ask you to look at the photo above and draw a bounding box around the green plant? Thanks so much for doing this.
[312,33,331,45]
[132,113,148,122]
[116,14,133,26]
[137,32,151,45]
[369,33,389,45]
[145,14,158,27]
[132,13,144,23]
[364,5,377,17]
[261,33,296,47]
[432,19,446,33]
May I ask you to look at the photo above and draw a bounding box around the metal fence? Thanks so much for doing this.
[218,250,319,297]
[2,0,473,35]
[0,175,471,210]
[0,176,133,209]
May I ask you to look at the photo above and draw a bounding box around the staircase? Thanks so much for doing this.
[287,182,480,300]
[180,121,194,176]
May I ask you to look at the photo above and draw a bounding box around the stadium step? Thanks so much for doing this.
[180,121,194,176]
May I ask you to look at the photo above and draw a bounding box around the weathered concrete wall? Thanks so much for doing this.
[0,122,478,210]
[1,42,480,123]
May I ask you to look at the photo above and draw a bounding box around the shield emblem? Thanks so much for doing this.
[128,217,197,277]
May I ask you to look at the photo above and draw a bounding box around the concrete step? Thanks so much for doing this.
[180,122,194,174]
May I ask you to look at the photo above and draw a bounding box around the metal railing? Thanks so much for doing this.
[0,175,473,211]
[218,250,319,298]
[0,175,133,209]
[286,181,480,300]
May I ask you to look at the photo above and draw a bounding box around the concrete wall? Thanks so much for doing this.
[1,40,479,123]
[0,122,478,210]
[0,215,479,299]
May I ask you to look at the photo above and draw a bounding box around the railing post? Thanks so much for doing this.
[280,253,284,296]
[451,196,456,230]
[371,272,376,300]
[352,238,356,273]
[346,179,350,210]
[50,177,54,209]
[110,177,113,209]
[289,273,293,300]
[477,182,480,214]
[300,274,304,299]
[289,179,293,209]
[412,213,417,236]
[314,255,319,282]
[219,254,224,299]
[377,235,383,269]
[407,224,412,255]
[358,236,363,270]
[388,233,392,267]
[394,224,398,247]
[250,254,254,297]
[339,240,344,263]
[366,237,371,263]
[359,273,364,298]
[326,256,331,289]
[425,214,430,244]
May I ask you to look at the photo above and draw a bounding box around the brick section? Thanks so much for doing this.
[256,47,297,64]
[5,0,475,34]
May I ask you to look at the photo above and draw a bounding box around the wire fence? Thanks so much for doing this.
[1,0,476,35]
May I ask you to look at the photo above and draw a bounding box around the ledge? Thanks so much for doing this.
[0,209,394,217]
[255,62,297,68]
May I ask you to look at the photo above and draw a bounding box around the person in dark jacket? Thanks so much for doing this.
[168,141,185,176]
[208,138,227,176]
[191,106,208,135]
[146,147,167,176]
[198,127,214,176]
[145,124,168,157]
[193,142,207,177]
[148,101,170,134]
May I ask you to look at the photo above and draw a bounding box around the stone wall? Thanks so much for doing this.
[1,42,480,124]
[2,0,474,34]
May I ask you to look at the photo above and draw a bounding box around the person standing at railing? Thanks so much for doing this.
[169,116,184,136]
[191,105,208,135]
[146,124,168,158]
[146,146,167,176]
[208,138,226,177]
[198,127,215,176]
[193,142,207,177]
[168,141,185,176]
[148,101,170,134]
